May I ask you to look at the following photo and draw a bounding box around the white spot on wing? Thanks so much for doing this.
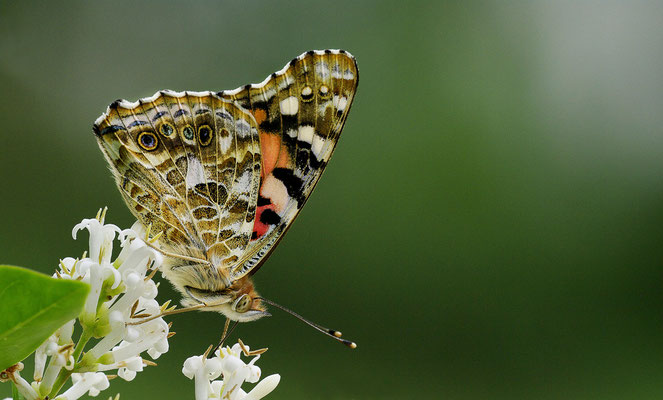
[316,62,330,79]
[332,95,348,112]
[298,125,315,144]
[331,63,343,79]
[236,169,253,192]
[221,221,242,238]
[261,175,289,212]
[186,157,205,188]
[279,96,299,115]
[236,119,251,137]
[277,74,294,90]
[258,87,277,102]
[219,133,233,153]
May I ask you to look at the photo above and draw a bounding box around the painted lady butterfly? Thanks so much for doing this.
[93,50,358,339]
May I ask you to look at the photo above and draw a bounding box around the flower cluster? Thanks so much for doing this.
[2,209,171,400]
[182,341,280,400]
[1,209,280,400]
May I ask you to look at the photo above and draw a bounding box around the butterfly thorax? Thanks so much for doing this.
[179,270,267,322]
[153,241,267,321]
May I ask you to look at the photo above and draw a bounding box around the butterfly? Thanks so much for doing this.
[93,50,358,326]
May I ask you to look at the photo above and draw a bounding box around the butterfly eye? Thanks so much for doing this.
[233,294,252,313]
[198,125,213,146]
[159,122,175,137]
[301,86,314,102]
[137,131,158,151]
[318,84,331,99]
[182,125,195,141]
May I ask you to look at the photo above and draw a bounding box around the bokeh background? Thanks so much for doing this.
[2,1,663,399]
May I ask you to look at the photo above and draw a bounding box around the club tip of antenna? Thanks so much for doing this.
[259,296,356,349]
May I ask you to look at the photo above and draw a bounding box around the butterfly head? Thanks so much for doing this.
[183,276,269,322]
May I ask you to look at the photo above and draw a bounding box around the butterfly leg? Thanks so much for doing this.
[125,302,208,325]
[209,318,239,357]
[221,318,231,346]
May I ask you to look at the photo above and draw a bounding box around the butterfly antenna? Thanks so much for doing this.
[256,297,357,349]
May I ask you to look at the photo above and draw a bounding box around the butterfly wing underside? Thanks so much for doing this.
[93,91,262,281]
[222,50,358,280]
[93,49,358,288]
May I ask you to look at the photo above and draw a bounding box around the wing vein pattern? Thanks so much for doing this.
[94,49,357,285]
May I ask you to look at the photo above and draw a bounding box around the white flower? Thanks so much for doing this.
[55,373,109,400]
[6,208,174,400]
[116,356,144,381]
[72,215,122,265]
[183,341,280,400]
[33,331,59,381]
[4,208,283,400]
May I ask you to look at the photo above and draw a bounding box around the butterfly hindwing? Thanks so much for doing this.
[94,91,262,270]
[221,49,358,280]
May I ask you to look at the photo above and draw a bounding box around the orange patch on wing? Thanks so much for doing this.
[260,133,281,177]
[276,150,290,168]
[253,109,267,125]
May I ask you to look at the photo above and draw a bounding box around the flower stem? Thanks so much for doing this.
[73,329,92,362]
[48,369,72,399]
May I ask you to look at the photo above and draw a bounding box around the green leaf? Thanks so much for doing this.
[0,265,89,371]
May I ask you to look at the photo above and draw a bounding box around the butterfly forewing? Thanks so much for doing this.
[221,50,358,280]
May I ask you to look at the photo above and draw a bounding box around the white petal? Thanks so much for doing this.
[125,326,140,342]
[204,357,223,381]
[141,280,158,299]
[243,374,280,400]
[103,263,122,289]
[124,356,144,372]
[210,380,224,394]
[221,354,244,376]
[245,365,261,383]
[182,356,204,379]
[72,219,93,240]
[118,367,137,381]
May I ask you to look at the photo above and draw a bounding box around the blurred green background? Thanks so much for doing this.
[2,1,663,399]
